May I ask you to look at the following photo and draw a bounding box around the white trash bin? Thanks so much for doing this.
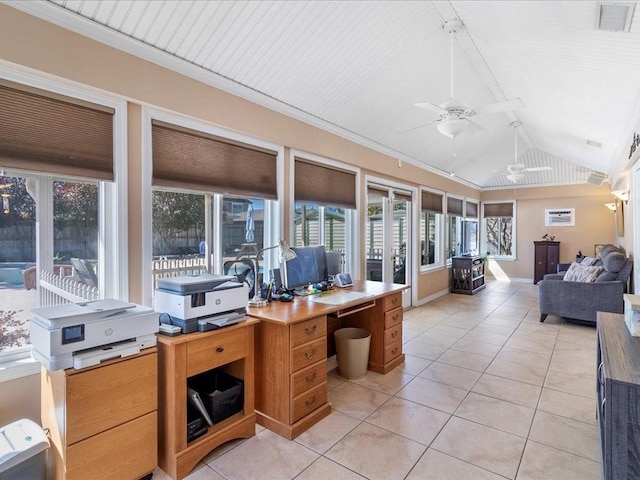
[334,327,371,380]
[0,419,49,480]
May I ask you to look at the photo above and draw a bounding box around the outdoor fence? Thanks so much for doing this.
[39,270,99,306]
[152,256,208,290]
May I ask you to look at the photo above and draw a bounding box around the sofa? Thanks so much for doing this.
[538,244,633,325]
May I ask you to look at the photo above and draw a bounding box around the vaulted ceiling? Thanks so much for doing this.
[11,0,640,190]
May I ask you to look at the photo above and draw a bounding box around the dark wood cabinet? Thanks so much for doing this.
[451,255,485,295]
[533,241,560,284]
[596,312,640,480]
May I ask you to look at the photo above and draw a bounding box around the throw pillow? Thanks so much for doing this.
[581,256,598,266]
[603,251,626,273]
[563,262,604,283]
[595,271,618,282]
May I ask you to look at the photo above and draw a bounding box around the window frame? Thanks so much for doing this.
[481,200,517,260]
[0,65,127,378]
[419,187,444,272]
[142,108,285,307]
[290,150,360,278]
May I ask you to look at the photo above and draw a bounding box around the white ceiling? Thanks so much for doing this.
[11,0,640,190]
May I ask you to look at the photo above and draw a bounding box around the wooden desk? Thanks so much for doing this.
[247,281,406,439]
[157,318,258,480]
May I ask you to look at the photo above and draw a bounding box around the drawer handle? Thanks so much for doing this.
[391,331,398,339]
[305,349,316,360]
[305,372,317,383]
[305,325,317,335]
[391,297,398,305]
[305,395,317,407]
[392,314,399,321]
[216,346,224,353]
[597,362,604,385]
[391,347,398,355]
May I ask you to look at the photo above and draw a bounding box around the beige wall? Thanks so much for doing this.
[0,373,40,426]
[481,184,617,280]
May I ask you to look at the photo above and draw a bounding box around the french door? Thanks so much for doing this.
[365,182,412,308]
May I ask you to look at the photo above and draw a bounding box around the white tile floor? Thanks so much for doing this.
[155,279,601,480]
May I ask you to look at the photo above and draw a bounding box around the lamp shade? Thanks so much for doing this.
[507,173,525,183]
[437,118,468,138]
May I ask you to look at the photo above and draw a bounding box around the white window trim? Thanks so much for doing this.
[0,62,128,380]
[419,187,445,273]
[481,200,517,261]
[142,107,285,306]
[289,150,360,278]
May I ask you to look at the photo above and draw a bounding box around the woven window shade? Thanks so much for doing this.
[484,202,513,217]
[0,79,114,180]
[294,158,356,209]
[394,191,412,203]
[152,120,277,199]
[447,196,464,216]
[422,191,443,213]
[367,185,388,198]
[466,201,479,218]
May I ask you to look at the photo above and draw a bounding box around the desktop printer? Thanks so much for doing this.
[30,299,159,371]
[154,274,249,333]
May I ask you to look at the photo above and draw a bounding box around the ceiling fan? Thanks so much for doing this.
[501,122,552,183]
[411,19,524,139]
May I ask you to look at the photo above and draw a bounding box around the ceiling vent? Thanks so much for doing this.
[587,172,608,186]
[597,2,635,32]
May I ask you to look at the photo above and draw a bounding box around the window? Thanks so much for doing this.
[0,72,125,368]
[292,154,357,273]
[446,196,464,261]
[463,200,479,256]
[420,189,443,269]
[483,202,515,257]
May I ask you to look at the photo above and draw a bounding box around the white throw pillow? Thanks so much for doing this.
[563,262,603,283]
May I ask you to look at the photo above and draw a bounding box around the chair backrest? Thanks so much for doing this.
[71,258,99,288]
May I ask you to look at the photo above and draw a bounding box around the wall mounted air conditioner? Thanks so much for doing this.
[545,209,575,227]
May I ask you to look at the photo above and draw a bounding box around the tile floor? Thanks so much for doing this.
[154,280,601,480]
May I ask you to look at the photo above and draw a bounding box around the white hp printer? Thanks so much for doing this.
[30,299,159,371]
[154,274,248,333]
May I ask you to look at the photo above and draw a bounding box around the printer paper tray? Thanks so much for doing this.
[73,340,140,370]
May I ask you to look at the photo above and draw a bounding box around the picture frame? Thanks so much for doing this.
[616,198,625,237]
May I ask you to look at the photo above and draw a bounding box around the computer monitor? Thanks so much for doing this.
[281,245,327,292]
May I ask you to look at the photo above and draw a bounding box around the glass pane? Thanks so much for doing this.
[53,181,99,279]
[391,196,408,284]
[485,217,513,256]
[293,204,320,247]
[324,207,346,252]
[365,193,384,282]
[0,175,35,353]
[463,219,479,255]
[421,211,437,266]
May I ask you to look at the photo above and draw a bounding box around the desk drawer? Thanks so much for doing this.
[291,338,327,373]
[291,316,327,348]
[291,383,327,423]
[187,328,246,377]
[66,411,157,480]
[384,307,403,329]
[384,339,402,364]
[291,361,327,398]
[66,351,157,445]
[382,293,402,312]
[384,324,402,345]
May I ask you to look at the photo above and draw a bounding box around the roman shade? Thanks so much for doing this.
[152,120,278,199]
[295,158,356,209]
[484,202,514,217]
[447,196,463,216]
[367,185,388,198]
[466,201,479,218]
[0,79,115,180]
[422,191,443,213]
[393,191,412,203]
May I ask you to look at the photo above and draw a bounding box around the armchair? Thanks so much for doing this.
[538,245,632,325]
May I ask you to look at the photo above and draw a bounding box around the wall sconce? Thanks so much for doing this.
[604,202,617,211]
[612,190,629,202]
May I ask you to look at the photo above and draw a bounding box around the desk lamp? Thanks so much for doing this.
[248,240,297,308]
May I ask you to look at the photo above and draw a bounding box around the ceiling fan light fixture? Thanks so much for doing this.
[507,173,525,183]
[437,118,468,138]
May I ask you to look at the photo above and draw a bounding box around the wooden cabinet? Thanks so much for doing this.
[157,319,258,480]
[451,255,486,294]
[255,315,332,440]
[342,291,404,374]
[41,348,158,480]
[534,241,560,284]
[596,312,640,480]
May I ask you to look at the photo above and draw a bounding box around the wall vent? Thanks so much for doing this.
[545,208,575,227]
[597,2,635,32]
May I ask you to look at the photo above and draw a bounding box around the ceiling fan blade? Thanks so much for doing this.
[524,166,552,172]
[398,119,440,134]
[472,98,524,115]
[414,102,447,115]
